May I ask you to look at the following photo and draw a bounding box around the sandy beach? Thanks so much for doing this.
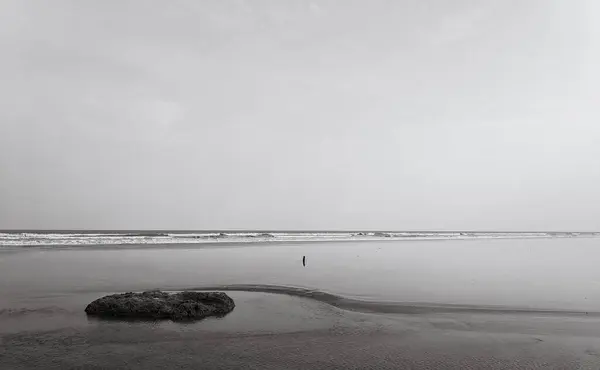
[3,237,600,369]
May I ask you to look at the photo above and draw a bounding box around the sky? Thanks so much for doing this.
[1,0,599,231]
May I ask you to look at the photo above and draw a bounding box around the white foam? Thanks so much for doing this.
[0,231,596,247]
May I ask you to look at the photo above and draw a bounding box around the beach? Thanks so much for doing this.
[3,236,600,369]
[3,0,599,368]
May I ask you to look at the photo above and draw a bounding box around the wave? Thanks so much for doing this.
[181,284,598,317]
[1,231,597,247]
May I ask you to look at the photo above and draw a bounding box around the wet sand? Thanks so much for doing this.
[2,238,600,369]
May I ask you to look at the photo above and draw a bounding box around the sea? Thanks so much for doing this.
[0,230,595,247]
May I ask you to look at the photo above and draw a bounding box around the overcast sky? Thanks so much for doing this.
[1,0,599,230]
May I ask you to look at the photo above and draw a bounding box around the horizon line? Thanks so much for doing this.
[1,229,598,233]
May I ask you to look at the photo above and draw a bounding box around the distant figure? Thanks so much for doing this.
[302,256,306,267]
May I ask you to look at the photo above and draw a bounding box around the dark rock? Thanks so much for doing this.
[84,291,235,321]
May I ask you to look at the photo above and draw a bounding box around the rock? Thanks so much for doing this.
[84,291,235,321]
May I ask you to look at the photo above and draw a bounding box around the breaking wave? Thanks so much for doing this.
[0,231,595,247]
